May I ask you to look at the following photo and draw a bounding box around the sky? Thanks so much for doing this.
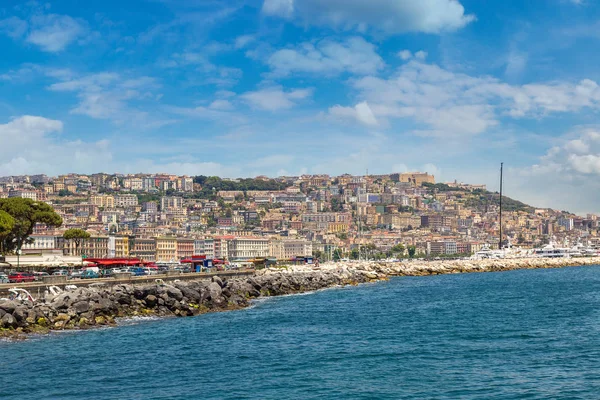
[2,0,600,213]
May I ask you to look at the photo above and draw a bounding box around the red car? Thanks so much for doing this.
[8,272,36,283]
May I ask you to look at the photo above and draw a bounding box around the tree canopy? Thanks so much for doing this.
[64,228,91,253]
[63,228,91,241]
[0,210,15,253]
[0,198,62,253]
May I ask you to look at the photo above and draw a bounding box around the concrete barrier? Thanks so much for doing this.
[42,275,67,284]
[113,272,133,280]
[166,270,182,277]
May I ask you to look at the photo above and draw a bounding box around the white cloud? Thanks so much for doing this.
[26,14,88,52]
[261,0,475,34]
[0,116,112,176]
[160,51,243,86]
[505,50,528,80]
[0,17,28,39]
[267,37,385,77]
[341,60,600,137]
[262,0,295,18]
[241,86,313,111]
[328,101,379,126]
[513,129,600,213]
[47,72,169,126]
[414,50,428,60]
[398,50,412,60]
[209,99,233,110]
[234,34,255,49]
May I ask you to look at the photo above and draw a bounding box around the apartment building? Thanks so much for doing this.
[176,238,194,260]
[155,237,177,262]
[161,196,183,210]
[269,239,313,259]
[80,236,109,258]
[115,194,139,207]
[228,237,269,260]
[91,194,115,209]
[131,238,156,261]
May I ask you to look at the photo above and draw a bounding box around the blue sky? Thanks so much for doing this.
[2,0,600,212]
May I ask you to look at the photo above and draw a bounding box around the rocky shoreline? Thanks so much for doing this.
[2,257,599,340]
[0,267,384,340]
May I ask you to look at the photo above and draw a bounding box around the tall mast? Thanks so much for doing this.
[499,162,503,250]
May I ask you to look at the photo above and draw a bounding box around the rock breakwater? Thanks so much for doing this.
[0,268,383,339]
[2,257,599,339]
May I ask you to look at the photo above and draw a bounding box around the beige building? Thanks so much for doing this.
[131,238,156,261]
[269,239,313,259]
[80,236,109,258]
[156,236,177,262]
[91,194,115,209]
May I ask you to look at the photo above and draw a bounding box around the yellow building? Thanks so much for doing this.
[114,236,130,257]
[155,237,177,262]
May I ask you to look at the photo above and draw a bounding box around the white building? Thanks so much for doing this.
[227,237,269,260]
[269,239,313,259]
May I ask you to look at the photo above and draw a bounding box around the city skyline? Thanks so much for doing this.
[3,1,600,213]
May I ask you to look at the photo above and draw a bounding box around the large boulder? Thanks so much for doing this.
[165,286,183,301]
[144,295,158,308]
[12,306,28,323]
[72,301,90,314]
[212,276,224,288]
[0,300,19,314]
[1,313,17,328]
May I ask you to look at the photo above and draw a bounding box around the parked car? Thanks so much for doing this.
[0,273,9,284]
[143,268,159,275]
[69,270,83,279]
[8,272,36,283]
[53,270,69,276]
[33,272,49,281]
[157,266,169,273]
[128,267,147,276]
[81,270,99,279]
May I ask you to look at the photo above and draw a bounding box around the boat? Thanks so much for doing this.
[533,241,570,258]
[472,244,504,259]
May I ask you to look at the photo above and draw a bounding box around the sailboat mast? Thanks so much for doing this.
[499,162,503,250]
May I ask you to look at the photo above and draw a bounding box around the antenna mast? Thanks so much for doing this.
[499,162,503,250]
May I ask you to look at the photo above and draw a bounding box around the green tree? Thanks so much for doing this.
[63,228,91,256]
[391,243,405,254]
[407,245,417,258]
[333,248,343,261]
[0,198,62,253]
[0,210,15,253]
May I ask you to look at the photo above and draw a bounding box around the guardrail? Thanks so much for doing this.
[0,269,255,298]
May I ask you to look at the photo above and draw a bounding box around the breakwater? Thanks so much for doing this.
[0,267,383,339]
[2,257,600,339]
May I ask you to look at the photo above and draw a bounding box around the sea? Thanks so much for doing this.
[2,265,600,399]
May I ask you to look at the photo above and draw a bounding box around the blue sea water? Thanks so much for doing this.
[2,266,600,399]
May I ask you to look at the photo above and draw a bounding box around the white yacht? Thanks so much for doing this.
[472,244,505,259]
[533,241,570,258]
